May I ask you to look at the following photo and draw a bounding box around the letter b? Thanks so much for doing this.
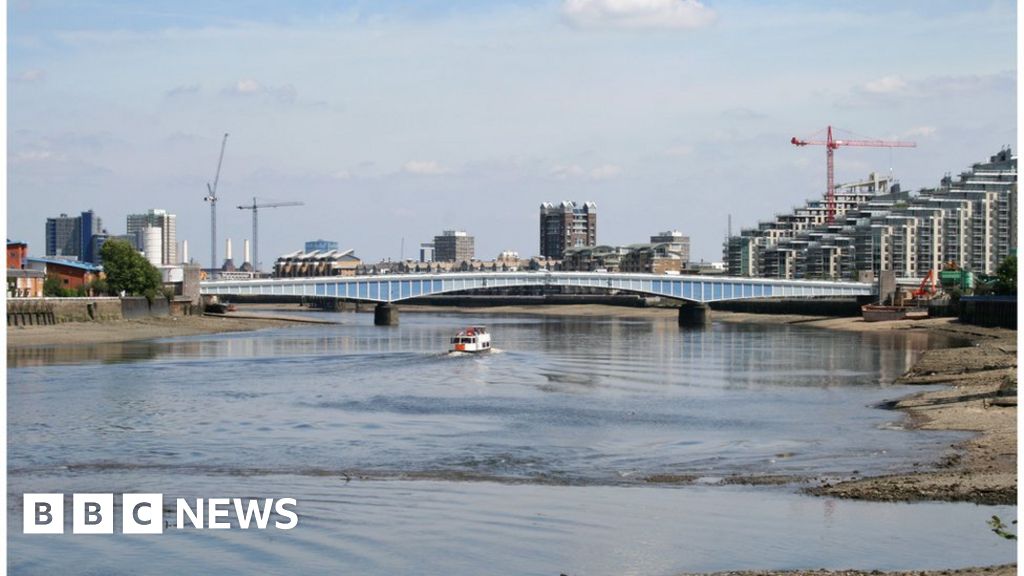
[24,494,64,534]
[73,494,113,534]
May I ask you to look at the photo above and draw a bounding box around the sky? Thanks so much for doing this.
[7,0,1018,267]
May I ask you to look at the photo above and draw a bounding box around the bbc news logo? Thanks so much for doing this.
[24,494,298,534]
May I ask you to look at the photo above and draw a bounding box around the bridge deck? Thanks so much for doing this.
[201,271,875,304]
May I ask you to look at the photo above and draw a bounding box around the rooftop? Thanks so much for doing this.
[27,257,103,272]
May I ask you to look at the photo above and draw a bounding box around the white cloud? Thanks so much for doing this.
[845,71,1014,106]
[550,163,623,180]
[225,78,298,103]
[10,150,54,164]
[403,160,451,175]
[235,78,262,93]
[12,68,45,82]
[901,126,937,139]
[861,75,907,95]
[562,0,716,30]
[550,164,585,179]
[589,163,623,179]
[663,144,693,157]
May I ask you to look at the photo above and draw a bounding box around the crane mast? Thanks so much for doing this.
[237,198,304,272]
[204,133,229,272]
[791,125,915,223]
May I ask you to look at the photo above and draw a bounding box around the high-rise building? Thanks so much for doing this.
[127,209,176,265]
[45,210,103,260]
[433,230,474,262]
[723,149,1017,280]
[419,243,435,263]
[650,230,690,263]
[540,201,597,259]
[79,210,103,263]
[46,213,78,258]
[305,239,338,253]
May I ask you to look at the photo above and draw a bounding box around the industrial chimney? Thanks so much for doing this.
[221,238,236,271]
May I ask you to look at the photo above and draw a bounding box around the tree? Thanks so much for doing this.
[43,277,85,297]
[99,239,163,299]
[994,255,1017,295]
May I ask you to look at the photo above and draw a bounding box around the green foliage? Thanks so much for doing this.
[43,277,85,297]
[993,255,1016,295]
[42,277,62,297]
[988,515,1017,540]
[99,239,163,297]
[88,277,110,296]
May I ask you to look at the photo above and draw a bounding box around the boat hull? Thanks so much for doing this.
[861,305,928,322]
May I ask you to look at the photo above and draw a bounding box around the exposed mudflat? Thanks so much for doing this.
[6,313,300,347]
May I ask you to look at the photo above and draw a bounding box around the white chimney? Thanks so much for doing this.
[244,239,251,264]
[181,240,189,264]
[226,237,233,261]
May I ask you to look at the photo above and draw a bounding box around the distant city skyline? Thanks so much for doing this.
[8,1,1017,263]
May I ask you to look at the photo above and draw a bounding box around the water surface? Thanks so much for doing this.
[8,312,1014,573]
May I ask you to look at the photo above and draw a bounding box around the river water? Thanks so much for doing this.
[7,312,1017,574]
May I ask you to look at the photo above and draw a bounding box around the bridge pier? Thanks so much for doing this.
[678,302,710,328]
[374,303,399,326]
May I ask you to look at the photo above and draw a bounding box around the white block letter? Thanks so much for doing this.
[73,493,113,534]
[24,494,64,534]
[208,498,231,529]
[123,493,164,534]
[274,498,298,530]
[176,498,204,529]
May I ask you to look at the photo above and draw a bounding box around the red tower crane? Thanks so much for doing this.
[791,125,916,223]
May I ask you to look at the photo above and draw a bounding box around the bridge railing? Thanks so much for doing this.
[201,271,875,304]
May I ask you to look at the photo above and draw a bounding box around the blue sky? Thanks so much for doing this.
[8,0,1017,266]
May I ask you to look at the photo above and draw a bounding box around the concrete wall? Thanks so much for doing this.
[182,264,202,305]
[120,297,169,319]
[8,297,122,324]
[8,296,177,325]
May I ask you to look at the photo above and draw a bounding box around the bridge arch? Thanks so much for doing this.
[202,271,873,304]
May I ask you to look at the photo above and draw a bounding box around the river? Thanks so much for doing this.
[7,312,1016,574]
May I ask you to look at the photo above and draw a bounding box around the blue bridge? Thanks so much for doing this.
[201,271,875,326]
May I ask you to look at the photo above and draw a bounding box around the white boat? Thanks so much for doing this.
[450,326,492,353]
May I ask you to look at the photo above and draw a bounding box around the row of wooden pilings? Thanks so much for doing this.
[8,311,58,326]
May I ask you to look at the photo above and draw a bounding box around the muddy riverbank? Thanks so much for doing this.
[5,313,308,347]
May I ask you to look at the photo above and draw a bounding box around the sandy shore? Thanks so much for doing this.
[6,314,310,348]
[806,319,1017,505]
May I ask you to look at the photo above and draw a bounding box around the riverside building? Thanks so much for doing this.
[724,149,1017,280]
[540,201,597,259]
[127,209,177,266]
[433,230,475,262]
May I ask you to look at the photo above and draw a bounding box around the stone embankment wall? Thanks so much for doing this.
[7,297,174,326]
